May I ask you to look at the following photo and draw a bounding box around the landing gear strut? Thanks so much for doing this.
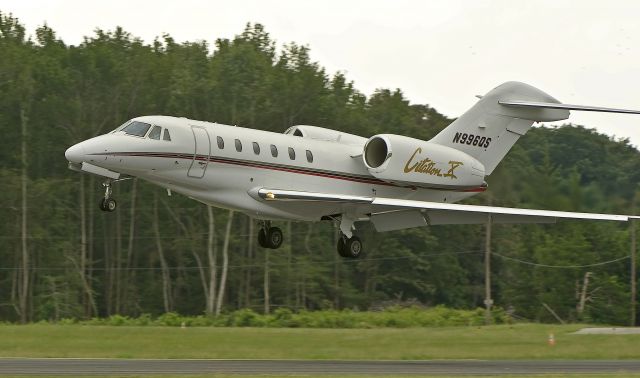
[258,221,283,249]
[99,180,117,212]
[337,234,363,259]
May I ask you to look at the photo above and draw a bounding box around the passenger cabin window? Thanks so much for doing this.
[252,142,260,155]
[288,147,296,160]
[122,121,151,137]
[163,129,171,141]
[270,144,278,157]
[148,126,162,140]
[217,136,224,149]
[235,139,242,152]
[306,150,313,163]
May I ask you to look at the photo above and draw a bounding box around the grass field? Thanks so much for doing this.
[8,376,640,378]
[1,323,639,360]
[7,376,640,378]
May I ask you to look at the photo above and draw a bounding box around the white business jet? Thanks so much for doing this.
[65,82,640,258]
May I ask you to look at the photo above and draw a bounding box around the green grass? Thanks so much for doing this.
[0,323,638,360]
[3,376,638,378]
[10,376,640,378]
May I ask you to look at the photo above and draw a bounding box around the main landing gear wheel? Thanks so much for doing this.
[258,228,268,248]
[337,235,363,259]
[257,222,283,249]
[337,237,347,258]
[266,227,283,249]
[99,198,117,212]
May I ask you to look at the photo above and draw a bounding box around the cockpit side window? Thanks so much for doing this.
[122,121,152,137]
[148,126,162,140]
[163,129,172,141]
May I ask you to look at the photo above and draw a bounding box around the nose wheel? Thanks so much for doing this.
[337,234,363,259]
[257,221,283,249]
[99,181,117,212]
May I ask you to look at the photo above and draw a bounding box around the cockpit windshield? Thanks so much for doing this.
[122,121,152,137]
[110,120,131,134]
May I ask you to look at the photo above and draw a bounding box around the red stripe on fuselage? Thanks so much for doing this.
[93,152,487,192]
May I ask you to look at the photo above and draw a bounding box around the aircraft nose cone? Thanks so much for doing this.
[65,143,86,163]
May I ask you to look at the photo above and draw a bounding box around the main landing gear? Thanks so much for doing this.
[99,180,117,212]
[336,214,364,259]
[337,234,363,259]
[258,221,283,249]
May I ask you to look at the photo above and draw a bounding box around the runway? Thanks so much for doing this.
[2,358,640,375]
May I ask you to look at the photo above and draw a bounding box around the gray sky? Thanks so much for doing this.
[3,0,640,146]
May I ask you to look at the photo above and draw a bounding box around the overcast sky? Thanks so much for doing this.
[3,0,640,146]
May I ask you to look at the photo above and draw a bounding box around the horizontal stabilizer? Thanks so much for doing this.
[499,100,640,115]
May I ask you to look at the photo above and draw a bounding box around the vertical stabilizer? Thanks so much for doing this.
[430,81,569,175]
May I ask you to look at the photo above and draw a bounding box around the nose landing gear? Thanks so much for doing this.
[257,221,283,249]
[99,180,117,212]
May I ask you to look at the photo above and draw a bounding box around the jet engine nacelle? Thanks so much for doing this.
[362,134,486,189]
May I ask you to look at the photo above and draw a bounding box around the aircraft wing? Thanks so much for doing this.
[254,188,634,231]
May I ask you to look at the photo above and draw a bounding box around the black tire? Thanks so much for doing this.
[99,199,108,212]
[337,237,348,257]
[104,198,117,212]
[267,227,283,249]
[344,236,363,259]
[258,228,268,248]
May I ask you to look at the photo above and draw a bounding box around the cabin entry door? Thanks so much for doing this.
[187,125,211,178]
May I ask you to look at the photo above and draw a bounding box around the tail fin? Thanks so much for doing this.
[430,81,569,175]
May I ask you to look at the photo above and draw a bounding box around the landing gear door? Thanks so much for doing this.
[187,126,211,178]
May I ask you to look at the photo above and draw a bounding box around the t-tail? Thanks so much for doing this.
[430,81,640,175]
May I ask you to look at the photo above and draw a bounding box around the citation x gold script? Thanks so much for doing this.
[65,81,640,258]
[402,147,463,179]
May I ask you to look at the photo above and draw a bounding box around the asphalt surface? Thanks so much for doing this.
[574,327,640,334]
[1,358,640,375]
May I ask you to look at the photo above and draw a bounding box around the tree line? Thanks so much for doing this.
[0,11,638,324]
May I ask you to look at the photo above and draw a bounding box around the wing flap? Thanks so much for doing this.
[425,210,556,225]
[371,210,428,231]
